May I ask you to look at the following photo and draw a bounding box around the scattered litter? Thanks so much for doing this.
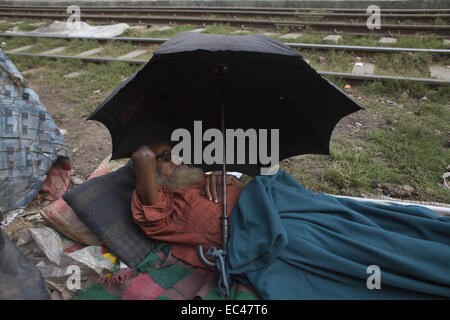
[280,33,303,40]
[379,37,397,44]
[72,147,78,153]
[352,62,375,75]
[15,226,121,298]
[190,28,206,33]
[93,89,101,94]
[443,172,450,189]
[420,96,429,101]
[384,99,397,105]
[323,35,342,42]
[59,128,68,135]
[5,21,130,38]
[25,213,43,222]
[344,84,352,89]
[71,175,85,185]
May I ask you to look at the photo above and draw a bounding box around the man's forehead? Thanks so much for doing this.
[150,142,172,153]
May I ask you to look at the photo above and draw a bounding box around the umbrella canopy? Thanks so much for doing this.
[88,31,363,176]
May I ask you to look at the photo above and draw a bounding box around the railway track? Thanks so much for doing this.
[2,33,449,56]
[7,51,449,86]
[3,34,449,86]
[2,5,450,14]
[0,10,449,36]
[1,6,449,23]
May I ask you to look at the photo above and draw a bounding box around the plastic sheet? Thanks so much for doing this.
[0,49,69,226]
[15,226,121,296]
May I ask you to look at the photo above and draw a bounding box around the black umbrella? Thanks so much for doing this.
[88,31,363,296]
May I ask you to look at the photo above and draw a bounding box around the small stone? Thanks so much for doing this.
[280,33,303,40]
[323,35,342,42]
[379,37,397,44]
[352,62,375,75]
[190,28,206,33]
[391,185,415,198]
[385,99,397,105]
[429,65,450,81]
[71,175,85,185]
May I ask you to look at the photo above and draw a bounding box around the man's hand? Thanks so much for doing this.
[204,173,243,203]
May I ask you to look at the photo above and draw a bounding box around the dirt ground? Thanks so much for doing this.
[29,80,113,180]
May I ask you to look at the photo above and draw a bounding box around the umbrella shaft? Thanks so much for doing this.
[221,102,228,250]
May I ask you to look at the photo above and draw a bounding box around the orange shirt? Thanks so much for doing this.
[131,183,244,268]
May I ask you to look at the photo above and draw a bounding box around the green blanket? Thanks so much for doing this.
[226,170,450,299]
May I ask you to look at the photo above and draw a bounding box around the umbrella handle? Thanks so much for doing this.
[197,244,216,268]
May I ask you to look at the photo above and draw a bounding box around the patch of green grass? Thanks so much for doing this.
[283,82,450,203]
[25,38,69,54]
[204,23,237,35]
[61,39,102,56]
[301,49,355,73]
[0,35,36,51]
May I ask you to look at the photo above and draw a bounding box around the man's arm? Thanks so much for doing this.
[132,145,159,205]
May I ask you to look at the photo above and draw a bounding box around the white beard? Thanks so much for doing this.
[156,165,205,190]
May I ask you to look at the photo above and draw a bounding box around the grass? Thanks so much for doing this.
[282,82,450,203]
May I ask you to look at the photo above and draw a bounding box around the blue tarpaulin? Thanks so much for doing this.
[226,170,450,299]
[0,48,69,225]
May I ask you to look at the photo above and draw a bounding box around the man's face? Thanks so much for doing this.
[149,142,179,182]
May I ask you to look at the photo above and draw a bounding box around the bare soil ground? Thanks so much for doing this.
[29,80,112,180]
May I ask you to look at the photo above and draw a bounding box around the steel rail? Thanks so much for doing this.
[6,51,449,86]
[0,12,449,36]
[1,5,450,14]
[1,6,448,22]
[2,33,449,55]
